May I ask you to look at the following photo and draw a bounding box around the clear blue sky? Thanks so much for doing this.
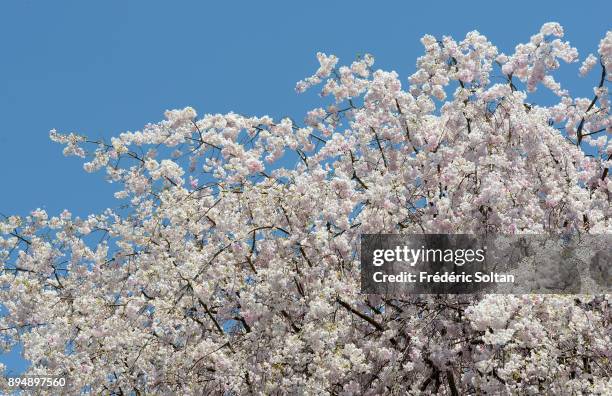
[0,0,609,375]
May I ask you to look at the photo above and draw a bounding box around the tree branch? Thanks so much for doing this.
[336,297,384,332]
[577,63,607,145]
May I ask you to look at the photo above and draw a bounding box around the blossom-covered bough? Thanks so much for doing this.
[1,23,610,395]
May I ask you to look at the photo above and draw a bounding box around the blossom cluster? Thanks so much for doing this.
[1,23,610,395]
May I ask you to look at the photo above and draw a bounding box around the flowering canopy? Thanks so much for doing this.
[1,23,611,395]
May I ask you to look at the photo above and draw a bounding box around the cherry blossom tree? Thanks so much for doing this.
[1,23,610,395]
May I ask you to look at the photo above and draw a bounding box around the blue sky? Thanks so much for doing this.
[0,0,609,375]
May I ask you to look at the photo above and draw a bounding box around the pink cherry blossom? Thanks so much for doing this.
[0,23,610,395]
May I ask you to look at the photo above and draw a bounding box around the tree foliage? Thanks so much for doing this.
[1,23,611,395]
